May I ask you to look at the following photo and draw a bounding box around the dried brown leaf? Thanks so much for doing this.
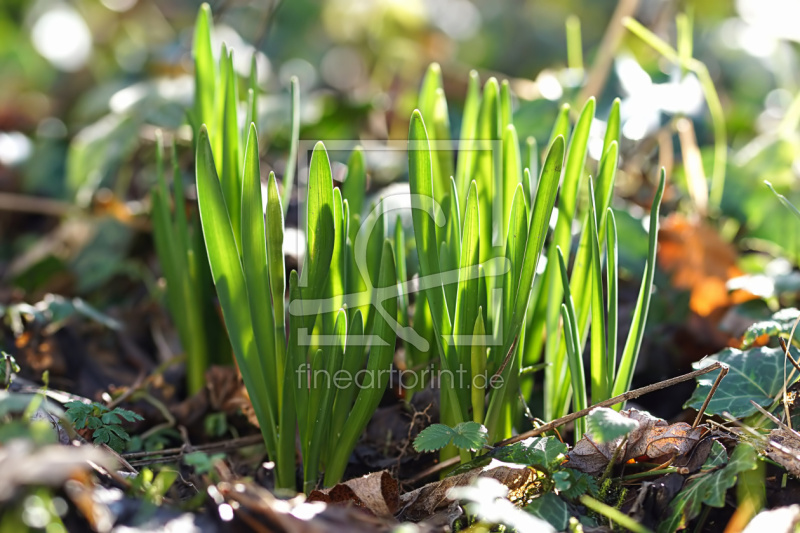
[398,460,538,521]
[567,409,703,474]
[308,470,399,518]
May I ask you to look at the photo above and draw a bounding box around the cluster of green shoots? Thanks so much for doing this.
[189,5,398,492]
[405,64,664,450]
[152,4,668,492]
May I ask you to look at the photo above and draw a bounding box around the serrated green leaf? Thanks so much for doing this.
[450,421,489,451]
[558,468,598,499]
[490,436,568,473]
[414,424,455,452]
[685,345,799,418]
[742,308,800,347]
[525,492,569,531]
[586,407,639,444]
[413,421,488,453]
[659,443,757,533]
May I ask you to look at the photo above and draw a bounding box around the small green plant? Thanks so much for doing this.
[64,401,143,452]
[413,421,489,453]
[407,67,566,455]
[129,467,178,506]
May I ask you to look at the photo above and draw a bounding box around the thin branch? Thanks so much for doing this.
[407,361,727,483]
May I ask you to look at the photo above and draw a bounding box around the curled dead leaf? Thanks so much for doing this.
[308,470,399,518]
[398,460,539,522]
[567,409,703,474]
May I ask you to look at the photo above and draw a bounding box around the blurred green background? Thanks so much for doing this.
[1,0,799,297]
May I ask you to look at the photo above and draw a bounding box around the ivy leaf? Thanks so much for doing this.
[685,346,798,418]
[414,422,488,453]
[586,407,639,444]
[525,492,569,531]
[659,443,758,533]
[742,308,800,347]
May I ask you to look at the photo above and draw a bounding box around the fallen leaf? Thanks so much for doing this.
[763,428,800,478]
[398,460,538,521]
[308,470,399,518]
[567,409,703,474]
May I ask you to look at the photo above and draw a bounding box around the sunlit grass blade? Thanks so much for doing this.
[304,309,346,492]
[408,110,464,436]
[470,310,487,425]
[325,240,398,486]
[220,50,242,252]
[408,110,451,339]
[325,188,346,332]
[266,172,286,381]
[474,77,500,268]
[394,216,412,363]
[241,124,279,414]
[545,97,595,420]
[497,183,528,437]
[557,247,587,442]
[456,70,481,220]
[362,202,386,331]
[152,135,200,391]
[299,142,335,330]
[195,125,278,460]
[587,179,608,403]
[603,98,621,155]
[432,88,454,217]
[500,79,512,131]
[606,208,618,389]
[765,181,800,221]
[502,124,522,239]
[342,146,366,221]
[288,270,308,445]
[192,3,215,135]
[524,138,538,208]
[282,76,300,212]
[502,184,528,338]
[442,178,462,320]
[611,168,666,403]
[418,64,449,211]
[548,103,571,149]
[453,180,480,417]
[484,135,565,442]
[329,310,366,445]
